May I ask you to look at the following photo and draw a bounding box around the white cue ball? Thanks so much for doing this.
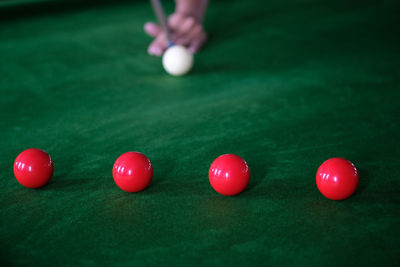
[162,45,194,76]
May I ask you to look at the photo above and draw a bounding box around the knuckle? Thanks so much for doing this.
[186,17,195,25]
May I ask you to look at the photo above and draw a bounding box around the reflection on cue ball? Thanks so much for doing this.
[162,45,193,76]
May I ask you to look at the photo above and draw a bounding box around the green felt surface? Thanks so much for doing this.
[1,0,400,265]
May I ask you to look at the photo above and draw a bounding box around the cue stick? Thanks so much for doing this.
[150,0,173,47]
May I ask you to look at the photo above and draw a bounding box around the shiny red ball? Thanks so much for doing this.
[113,152,153,192]
[316,157,359,200]
[209,154,250,196]
[13,148,54,188]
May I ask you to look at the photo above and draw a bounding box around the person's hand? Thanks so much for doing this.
[144,12,207,56]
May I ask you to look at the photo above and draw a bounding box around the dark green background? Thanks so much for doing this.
[1,0,399,265]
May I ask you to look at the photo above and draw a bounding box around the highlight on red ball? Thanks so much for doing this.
[112,151,153,193]
[316,157,359,200]
[13,148,54,189]
[208,154,250,196]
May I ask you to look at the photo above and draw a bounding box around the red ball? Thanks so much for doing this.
[209,154,250,196]
[113,152,153,192]
[13,148,54,188]
[316,157,359,200]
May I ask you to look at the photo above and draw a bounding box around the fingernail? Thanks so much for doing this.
[148,46,161,55]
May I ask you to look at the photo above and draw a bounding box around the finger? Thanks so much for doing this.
[144,22,162,37]
[168,13,185,31]
[188,32,207,54]
[174,17,196,39]
[148,32,169,56]
[175,24,203,47]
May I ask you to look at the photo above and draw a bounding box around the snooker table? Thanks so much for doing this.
[1,0,400,265]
